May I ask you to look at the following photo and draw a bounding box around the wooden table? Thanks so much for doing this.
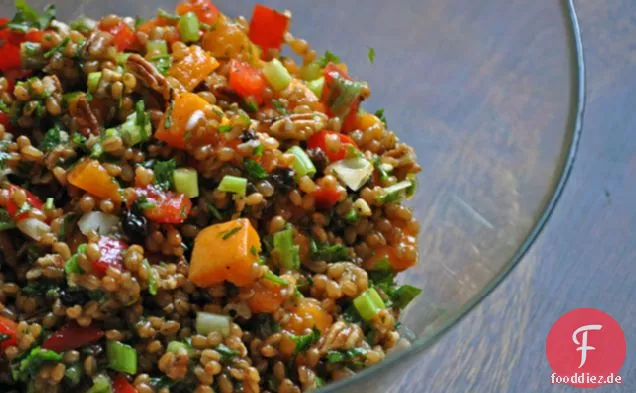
[407,1,636,391]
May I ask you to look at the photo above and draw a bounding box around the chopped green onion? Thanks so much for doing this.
[263,59,292,91]
[115,53,129,65]
[142,259,158,296]
[218,175,247,196]
[316,50,340,68]
[86,374,112,393]
[243,159,268,179]
[287,146,316,180]
[301,62,322,81]
[264,271,288,286]
[196,312,230,337]
[20,42,46,68]
[166,341,196,358]
[306,77,324,98]
[87,72,102,93]
[178,12,200,43]
[273,226,300,270]
[120,100,151,147]
[243,98,259,113]
[106,340,137,374]
[70,16,97,34]
[374,108,387,126]
[146,40,168,56]
[173,168,199,198]
[325,75,364,117]
[44,198,54,210]
[353,288,386,321]
[377,180,413,203]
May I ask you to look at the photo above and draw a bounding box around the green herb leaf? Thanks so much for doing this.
[253,143,264,157]
[317,50,340,68]
[70,16,96,33]
[153,158,176,190]
[324,73,363,117]
[372,156,390,181]
[218,124,232,133]
[157,8,180,21]
[389,285,422,309]
[150,55,172,76]
[142,259,158,296]
[7,0,56,33]
[345,209,359,223]
[0,208,16,232]
[272,100,288,115]
[289,327,320,355]
[220,226,241,240]
[326,347,368,364]
[133,196,157,212]
[244,159,268,179]
[40,124,69,152]
[0,101,11,114]
[12,346,62,382]
[312,242,350,262]
[367,47,376,64]
[43,37,70,58]
[64,243,86,275]
[206,202,227,221]
[373,108,387,126]
[243,99,259,113]
[216,344,239,363]
[164,101,175,129]
[263,271,288,286]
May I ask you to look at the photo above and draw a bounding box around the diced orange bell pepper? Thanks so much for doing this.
[67,159,121,202]
[364,242,418,273]
[247,281,284,314]
[283,298,333,335]
[201,15,249,59]
[169,45,219,91]
[189,218,261,287]
[155,92,218,149]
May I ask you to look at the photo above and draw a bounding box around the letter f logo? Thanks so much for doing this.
[572,324,602,368]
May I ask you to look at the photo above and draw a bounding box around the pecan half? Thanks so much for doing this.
[75,97,100,136]
[264,112,328,140]
[126,54,171,101]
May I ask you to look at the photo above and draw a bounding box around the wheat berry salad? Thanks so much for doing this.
[0,1,422,392]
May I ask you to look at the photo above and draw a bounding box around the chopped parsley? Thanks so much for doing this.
[250,245,259,256]
[216,344,239,363]
[142,259,158,296]
[153,158,176,191]
[263,271,288,286]
[206,202,227,221]
[243,99,259,113]
[272,100,288,115]
[311,240,350,262]
[11,346,62,382]
[6,0,56,33]
[40,124,69,152]
[317,50,340,67]
[43,37,70,58]
[164,101,175,129]
[150,55,171,76]
[345,209,359,223]
[372,156,391,181]
[243,159,268,179]
[289,327,321,355]
[326,347,368,364]
[0,208,16,232]
[220,226,241,240]
[218,124,233,133]
[367,47,376,64]
[0,101,11,113]
[374,108,387,126]
[253,143,264,157]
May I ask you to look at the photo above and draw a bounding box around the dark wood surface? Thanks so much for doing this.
[407,1,636,391]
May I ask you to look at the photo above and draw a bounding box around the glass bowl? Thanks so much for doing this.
[0,0,584,391]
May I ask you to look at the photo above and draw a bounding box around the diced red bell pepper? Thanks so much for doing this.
[228,60,266,104]
[176,0,220,25]
[113,374,138,393]
[0,112,11,132]
[99,20,136,51]
[313,185,345,209]
[1,184,45,221]
[24,30,45,43]
[92,236,128,277]
[307,130,357,162]
[322,63,361,132]
[0,35,22,72]
[0,316,17,351]
[248,4,289,52]
[129,185,192,224]
[42,323,104,352]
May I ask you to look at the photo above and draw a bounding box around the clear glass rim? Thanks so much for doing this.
[319,0,586,391]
